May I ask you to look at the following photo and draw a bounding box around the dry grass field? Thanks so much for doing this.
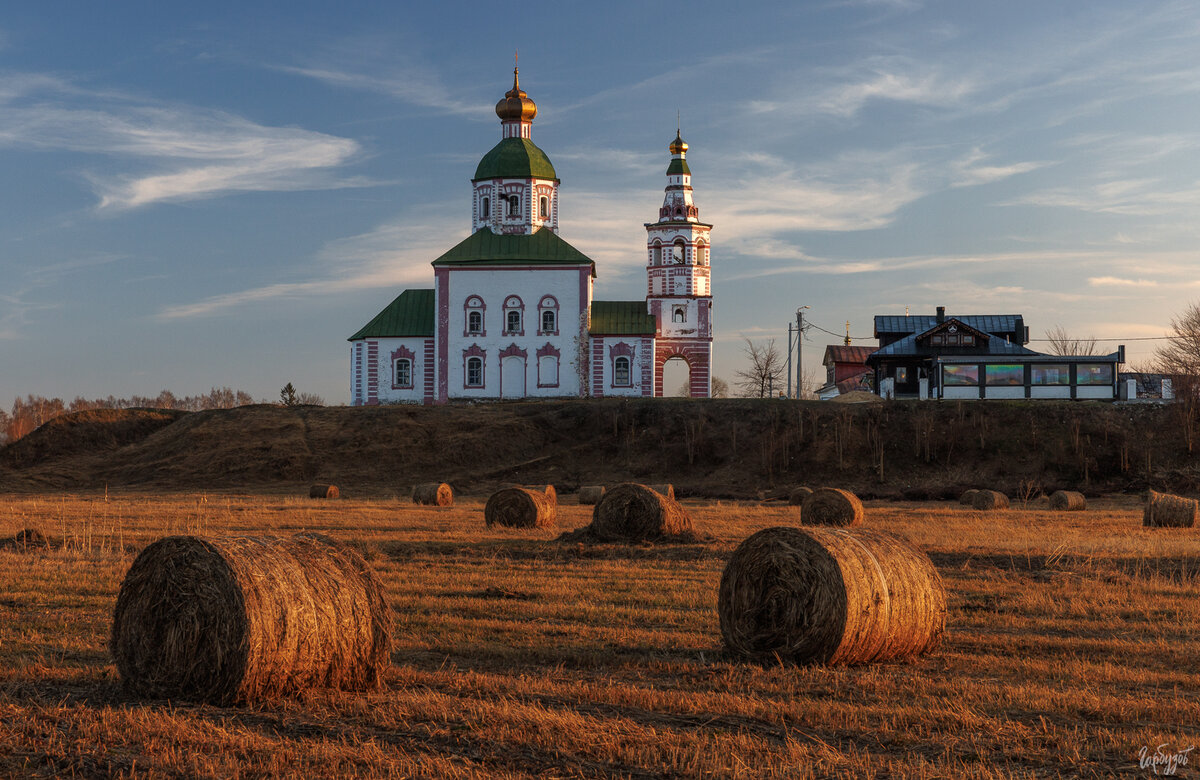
[1,491,1198,778]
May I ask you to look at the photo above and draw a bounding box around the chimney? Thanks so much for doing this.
[936,306,945,324]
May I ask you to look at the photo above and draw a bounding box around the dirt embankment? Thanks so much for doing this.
[0,399,1193,498]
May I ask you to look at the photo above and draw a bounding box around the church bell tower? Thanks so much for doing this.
[645,131,713,397]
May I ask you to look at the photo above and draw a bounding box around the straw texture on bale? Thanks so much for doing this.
[485,487,556,529]
[958,489,979,506]
[800,488,864,527]
[788,487,813,506]
[110,533,392,705]
[590,483,694,542]
[718,526,946,665]
[648,484,675,500]
[578,486,606,505]
[1144,490,1197,528]
[309,484,339,499]
[412,482,454,506]
[971,490,1009,511]
[1048,490,1087,511]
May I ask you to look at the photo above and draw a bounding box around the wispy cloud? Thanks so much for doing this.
[1089,276,1158,287]
[950,148,1045,187]
[276,65,485,117]
[0,73,365,209]
[157,206,465,319]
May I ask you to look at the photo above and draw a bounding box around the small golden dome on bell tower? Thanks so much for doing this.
[495,65,538,123]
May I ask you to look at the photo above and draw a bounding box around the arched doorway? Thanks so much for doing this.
[662,356,691,397]
[501,356,526,398]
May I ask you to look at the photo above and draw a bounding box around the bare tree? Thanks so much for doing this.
[1044,325,1099,356]
[1153,302,1200,451]
[711,376,729,398]
[734,338,786,398]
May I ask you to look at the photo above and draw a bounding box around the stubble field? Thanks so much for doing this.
[0,491,1197,778]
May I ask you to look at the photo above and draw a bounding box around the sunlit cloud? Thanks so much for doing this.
[1089,276,1158,287]
[0,74,365,209]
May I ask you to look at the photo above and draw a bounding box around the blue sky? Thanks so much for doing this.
[2,0,1198,403]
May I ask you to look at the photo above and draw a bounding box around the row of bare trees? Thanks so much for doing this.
[0,388,259,445]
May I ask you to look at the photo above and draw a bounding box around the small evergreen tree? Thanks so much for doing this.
[280,382,298,406]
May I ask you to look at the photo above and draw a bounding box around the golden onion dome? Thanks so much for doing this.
[669,130,688,155]
[496,68,537,122]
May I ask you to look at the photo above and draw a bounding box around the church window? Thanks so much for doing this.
[614,356,631,386]
[394,358,412,388]
[466,357,483,387]
[538,354,559,387]
[464,296,486,336]
[673,239,686,263]
[537,295,559,335]
[503,295,524,335]
[673,306,686,323]
[652,241,663,265]
[481,197,490,220]
[696,242,707,265]
[507,195,520,217]
[540,196,549,220]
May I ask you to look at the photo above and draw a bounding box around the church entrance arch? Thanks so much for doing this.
[661,356,691,397]
[501,355,526,398]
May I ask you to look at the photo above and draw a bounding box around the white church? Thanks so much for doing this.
[349,68,714,405]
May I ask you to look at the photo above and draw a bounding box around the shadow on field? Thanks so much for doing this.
[930,551,1200,584]
[382,539,728,564]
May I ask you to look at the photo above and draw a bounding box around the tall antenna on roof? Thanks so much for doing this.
[845,321,851,346]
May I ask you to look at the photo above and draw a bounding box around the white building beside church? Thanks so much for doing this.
[349,69,714,405]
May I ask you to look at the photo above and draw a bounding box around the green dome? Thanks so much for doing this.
[473,137,557,181]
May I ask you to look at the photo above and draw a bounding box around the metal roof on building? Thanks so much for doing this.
[823,345,875,365]
[589,300,657,335]
[431,227,595,274]
[868,332,1040,360]
[348,288,435,341]
[473,137,558,181]
[874,315,1022,336]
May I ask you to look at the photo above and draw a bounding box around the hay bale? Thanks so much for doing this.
[648,484,675,500]
[971,490,1009,511]
[1144,490,1197,528]
[0,528,47,552]
[1048,490,1086,511]
[590,483,694,542]
[110,533,391,705]
[578,486,606,505]
[718,526,946,665]
[485,487,556,529]
[309,484,339,499]
[958,489,979,506]
[527,484,557,505]
[412,482,454,506]
[788,487,813,506]
[800,488,864,527]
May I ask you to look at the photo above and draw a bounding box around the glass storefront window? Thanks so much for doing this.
[985,364,1024,386]
[943,365,978,386]
[1077,364,1113,385]
[1032,364,1069,385]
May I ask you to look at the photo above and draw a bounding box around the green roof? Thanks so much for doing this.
[432,228,595,274]
[590,300,657,335]
[473,137,557,181]
[348,288,434,341]
[666,158,691,176]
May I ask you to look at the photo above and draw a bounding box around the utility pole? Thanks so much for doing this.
[787,306,809,399]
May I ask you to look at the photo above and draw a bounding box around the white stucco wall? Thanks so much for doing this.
[372,337,430,404]
[591,336,653,397]
[444,266,589,399]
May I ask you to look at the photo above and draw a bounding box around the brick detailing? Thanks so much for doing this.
[423,339,435,405]
[641,337,654,397]
[591,338,605,397]
[654,339,711,398]
[366,340,380,405]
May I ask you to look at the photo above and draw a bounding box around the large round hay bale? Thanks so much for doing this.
[788,487,813,506]
[590,483,694,541]
[1048,490,1086,511]
[485,487,556,529]
[800,488,864,527]
[958,489,979,506]
[412,482,454,506]
[718,526,946,665]
[309,484,339,499]
[1144,490,1197,528]
[648,484,675,500]
[578,486,606,505]
[971,490,1009,510]
[110,533,391,705]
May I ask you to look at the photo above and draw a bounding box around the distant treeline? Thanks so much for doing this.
[0,388,258,445]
